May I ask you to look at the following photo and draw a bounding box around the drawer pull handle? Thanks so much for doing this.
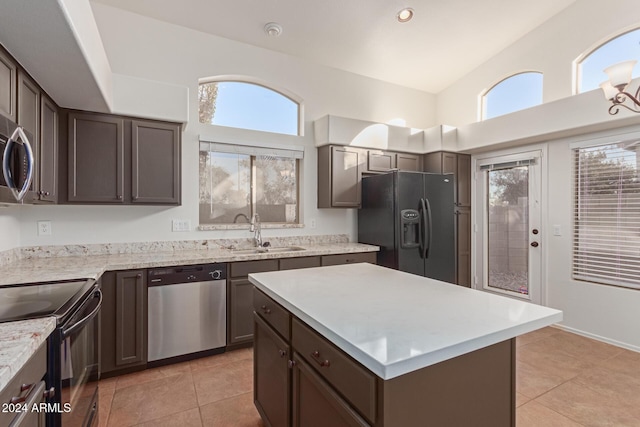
[278,349,287,358]
[10,383,35,404]
[311,351,331,368]
[261,305,272,315]
[287,359,297,369]
[43,387,56,399]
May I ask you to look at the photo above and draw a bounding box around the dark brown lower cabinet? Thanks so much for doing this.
[254,313,291,427]
[292,354,368,427]
[101,270,147,375]
[228,278,257,347]
[456,207,471,287]
[254,288,516,427]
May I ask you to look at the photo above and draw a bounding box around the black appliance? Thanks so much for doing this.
[0,279,102,427]
[0,114,35,203]
[358,170,456,283]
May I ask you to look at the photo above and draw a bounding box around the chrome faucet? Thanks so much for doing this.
[251,213,262,248]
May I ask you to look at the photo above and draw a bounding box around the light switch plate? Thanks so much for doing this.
[172,219,191,232]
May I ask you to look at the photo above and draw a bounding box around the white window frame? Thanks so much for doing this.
[198,140,305,231]
[198,75,305,136]
[570,134,640,289]
[479,71,543,121]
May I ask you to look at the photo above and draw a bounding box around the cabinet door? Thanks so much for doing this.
[0,48,16,121]
[38,95,58,202]
[68,113,125,203]
[254,313,291,427]
[331,146,361,207]
[456,208,471,287]
[367,150,395,173]
[422,152,443,173]
[228,278,255,346]
[456,154,471,207]
[396,153,421,171]
[131,120,181,204]
[292,354,369,427]
[115,270,147,367]
[442,152,456,174]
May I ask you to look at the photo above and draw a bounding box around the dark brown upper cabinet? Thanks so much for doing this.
[367,150,395,173]
[68,112,125,203]
[67,112,181,205]
[38,95,58,202]
[318,145,363,208]
[17,70,41,202]
[396,152,421,172]
[0,47,17,121]
[131,120,180,204]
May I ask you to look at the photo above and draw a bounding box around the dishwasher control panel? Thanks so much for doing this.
[148,263,227,286]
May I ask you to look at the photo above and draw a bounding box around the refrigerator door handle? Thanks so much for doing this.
[418,201,425,255]
[422,198,433,259]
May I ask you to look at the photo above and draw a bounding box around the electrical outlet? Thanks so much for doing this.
[553,225,562,236]
[37,220,52,236]
[310,218,317,229]
[172,219,191,232]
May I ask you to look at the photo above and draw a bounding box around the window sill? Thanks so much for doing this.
[198,223,304,231]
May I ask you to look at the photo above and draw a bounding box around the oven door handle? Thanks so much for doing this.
[62,290,102,339]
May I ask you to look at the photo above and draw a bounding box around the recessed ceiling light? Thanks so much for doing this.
[397,8,414,23]
[264,22,283,37]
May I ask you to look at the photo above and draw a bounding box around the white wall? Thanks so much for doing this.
[14,3,437,247]
[0,208,21,252]
[544,126,640,350]
[438,0,640,128]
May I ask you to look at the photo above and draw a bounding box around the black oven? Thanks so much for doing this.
[47,282,101,427]
[0,278,102,427]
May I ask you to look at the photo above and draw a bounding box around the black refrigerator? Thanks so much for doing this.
[358,170,456,283]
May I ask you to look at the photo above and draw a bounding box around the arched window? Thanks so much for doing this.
[481,72,543,120]
[576,28,640,94]
[198,77,302,136]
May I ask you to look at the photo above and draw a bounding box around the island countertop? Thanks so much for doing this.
[249,263,563,380]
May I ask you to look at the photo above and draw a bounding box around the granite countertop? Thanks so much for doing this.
[0,242,378,286]
[0,317,56,393]
[249,263,563,380]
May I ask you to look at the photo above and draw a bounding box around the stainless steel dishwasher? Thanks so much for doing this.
[147,263,226,362]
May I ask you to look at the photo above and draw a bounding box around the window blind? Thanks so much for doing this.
[573,141,640,289]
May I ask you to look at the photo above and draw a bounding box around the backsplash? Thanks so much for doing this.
[0,235,350,264]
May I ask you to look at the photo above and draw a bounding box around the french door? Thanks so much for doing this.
[475,150,543,303]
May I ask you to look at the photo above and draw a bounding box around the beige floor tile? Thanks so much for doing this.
[99,376,118,392]
[193,357,254,407]
[516,391,531,408]
[135,408,203,427]
[199,392,263,427]
[98,385,115,427]
[516,327,562,348]
[190,348,252,371]
[517,400,583,427]
[115,360,192,390]
[572,365,640,409]
[536,380,640,427]
[516,361,566,399]
[107,371,198,427]
[517,338,594,381]
[543,331,623,364]
[602,348,640,378]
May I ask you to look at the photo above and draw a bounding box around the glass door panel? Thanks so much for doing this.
[487,166,529,294]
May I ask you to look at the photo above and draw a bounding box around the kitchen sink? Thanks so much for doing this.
[231,246,306,254]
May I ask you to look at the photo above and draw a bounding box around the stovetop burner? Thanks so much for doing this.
[0,279,94,323]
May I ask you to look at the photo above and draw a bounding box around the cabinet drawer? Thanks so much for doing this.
[0,344,46,427]
[292,318,376,424]
[254,288,291,340]
[321,252,377,266]
[279,256,321,271]
[230,260,279,277]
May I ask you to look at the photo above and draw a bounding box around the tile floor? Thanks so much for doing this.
[98,327,640,426]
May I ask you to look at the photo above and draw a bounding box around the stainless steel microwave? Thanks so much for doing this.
[0,115,35,204]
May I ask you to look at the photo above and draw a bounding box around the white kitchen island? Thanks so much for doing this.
[249,263,562,427]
